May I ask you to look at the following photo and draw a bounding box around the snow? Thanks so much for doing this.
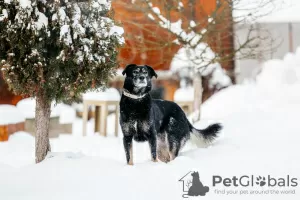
[256,58,300,93]
[1,52,300,199]
[109,25,125,44]
[1,76,300,199]
[57,104,76,124]
[171,43,217,72]
[82,88,121,111]
[109,25,124,35]
[35,11,48,30]
[190,20,196,28]
[71,4,85,39]
[152,7,160,14]
[0,105,25,125]
[57,7,67,21]
[209,64,232,89]
[170,43,232,89]
[60,25,72,45]
[174,86,194,102]
[16,98,76,124]
[283,50,300,68]
[0,9,8,21]
[203,50,300,119]
[91,0,109,8]
[147,13,154,20]
[17,98,54,119]
[19,0,31,8]
[83,88,120,101]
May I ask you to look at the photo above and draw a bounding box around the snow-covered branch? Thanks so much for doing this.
[144,0,203,48]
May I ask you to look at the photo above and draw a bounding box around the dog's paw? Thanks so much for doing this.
[256,176,266,186]
[127,161,134,166]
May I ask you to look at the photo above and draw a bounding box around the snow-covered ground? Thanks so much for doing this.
[1,56,300,199]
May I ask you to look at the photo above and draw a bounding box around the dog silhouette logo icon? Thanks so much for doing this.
[179,171,210,198]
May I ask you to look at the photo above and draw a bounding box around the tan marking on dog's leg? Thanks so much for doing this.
[157,135,171,163]
[128,143,133,165]
[158,150,170,163]
[157,146,170,163]
[169,153,175,161]
[169,149,176,161]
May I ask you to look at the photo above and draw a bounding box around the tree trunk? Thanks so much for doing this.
[193,72,202,122]
[35,93,51,163]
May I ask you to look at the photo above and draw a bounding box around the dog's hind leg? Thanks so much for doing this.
[157,136,170,163]
[168,136,180,161]
[169,137,188,160]
[157,147,170,163]
[123,135,133,165]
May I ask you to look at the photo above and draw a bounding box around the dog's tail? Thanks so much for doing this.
[188,122,222,147]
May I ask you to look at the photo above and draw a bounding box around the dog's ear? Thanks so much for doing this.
[122,64,137,76]
[146,65,158,79]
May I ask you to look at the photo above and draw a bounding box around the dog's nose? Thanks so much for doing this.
[139,76,145,81]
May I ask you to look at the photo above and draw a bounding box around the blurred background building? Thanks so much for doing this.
[235,2,300,83]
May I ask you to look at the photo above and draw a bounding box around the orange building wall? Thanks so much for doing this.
[0,73,22,105]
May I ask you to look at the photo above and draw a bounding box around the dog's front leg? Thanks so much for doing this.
[148,135,158,162]
[123,135,133,165]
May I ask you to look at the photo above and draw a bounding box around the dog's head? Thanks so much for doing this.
[122,64,157,95]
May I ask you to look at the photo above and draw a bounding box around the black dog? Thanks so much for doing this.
[119,64,222,165]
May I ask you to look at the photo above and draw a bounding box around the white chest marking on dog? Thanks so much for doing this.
[133,121,137,132]
[141,122,149,131]
[122,120,137,134]
[122,123,130,133]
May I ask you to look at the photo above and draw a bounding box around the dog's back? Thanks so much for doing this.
[152,99,221,142]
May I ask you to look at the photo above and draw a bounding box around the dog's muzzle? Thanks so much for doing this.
[134,76,147,88]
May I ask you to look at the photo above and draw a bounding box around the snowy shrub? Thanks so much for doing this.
[0,0,124,102]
